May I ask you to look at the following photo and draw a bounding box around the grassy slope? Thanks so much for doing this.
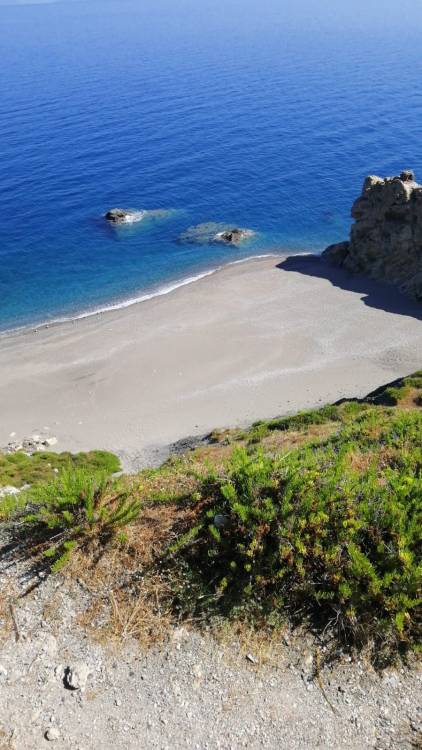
[1,373,421,661]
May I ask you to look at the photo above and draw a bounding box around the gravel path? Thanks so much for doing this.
[0,557,421,750]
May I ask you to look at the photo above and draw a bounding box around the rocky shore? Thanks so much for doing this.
[323,170,422,300]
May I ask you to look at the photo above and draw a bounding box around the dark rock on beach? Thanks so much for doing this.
[323,169,422,300]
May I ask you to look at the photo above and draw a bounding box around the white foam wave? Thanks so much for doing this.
[122,210,146,223]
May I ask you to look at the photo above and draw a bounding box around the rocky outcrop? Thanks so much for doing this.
[323,170,422,300]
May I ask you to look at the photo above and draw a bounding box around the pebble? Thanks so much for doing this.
[45,727,60,741]
[64,662,91,691]
[246,654,257,664]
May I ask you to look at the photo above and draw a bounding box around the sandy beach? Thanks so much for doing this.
[0,253,422,470]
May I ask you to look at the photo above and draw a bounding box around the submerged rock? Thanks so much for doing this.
[323,170,422,300]
[104,208,144,224]
[179,222,255,245]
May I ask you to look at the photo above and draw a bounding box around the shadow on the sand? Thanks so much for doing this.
[277,254,422,321]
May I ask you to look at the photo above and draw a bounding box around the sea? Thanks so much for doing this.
[1,0,422,332]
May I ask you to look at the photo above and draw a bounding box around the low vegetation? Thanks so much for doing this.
[172,411,421,657]
[23,469,141,572]
[1,373,421,661]
[0,449,120,489]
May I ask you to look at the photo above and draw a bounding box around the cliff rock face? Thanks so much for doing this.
[323,170,422,300]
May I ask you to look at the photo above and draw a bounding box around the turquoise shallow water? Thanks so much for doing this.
[1,0,422,330]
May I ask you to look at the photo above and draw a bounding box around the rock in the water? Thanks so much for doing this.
[179,222,255,245]
[105,208,144,224]
[213,228,255,245]
[322,170,422,300]
[64,662,91,691]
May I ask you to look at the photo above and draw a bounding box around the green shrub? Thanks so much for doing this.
[381,385,410,405]
[265,404,340,432]
[0,491,28,521]
[24,469,141,571]
[172,410,422,657]
[404,376,422,390]
[247,423,270,445]
[0,449,120,489]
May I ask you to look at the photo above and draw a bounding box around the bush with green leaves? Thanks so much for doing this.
[173,409,422,657]
[24,469,141,571]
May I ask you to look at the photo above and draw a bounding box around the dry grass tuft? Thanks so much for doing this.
[108,577,174,646]
[134,467,198,505]
[70,502,199,647]
[190,443,235,469]
[210,619,287,667]
[261,422,338,454]
[348,450,374,473]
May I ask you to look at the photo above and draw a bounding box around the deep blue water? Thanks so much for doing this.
[1,0,422,331]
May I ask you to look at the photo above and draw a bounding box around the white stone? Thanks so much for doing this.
[65,662,91,691]
[0,486,21,498]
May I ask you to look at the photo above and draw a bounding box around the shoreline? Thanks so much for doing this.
[0,252,288,339]
[0,253,422,471]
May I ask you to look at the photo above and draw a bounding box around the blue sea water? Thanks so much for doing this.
[1,0,422,331]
